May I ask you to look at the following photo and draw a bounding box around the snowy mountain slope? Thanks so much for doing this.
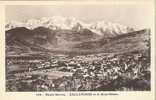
[6,16,135,36]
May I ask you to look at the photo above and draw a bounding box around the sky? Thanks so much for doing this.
[6,5,153,29]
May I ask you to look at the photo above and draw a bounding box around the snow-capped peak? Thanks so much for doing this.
[5,21,25,31]
[5,16,135,36]
[90,21,134,35]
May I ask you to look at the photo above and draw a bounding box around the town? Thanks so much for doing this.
[6,50,150,91]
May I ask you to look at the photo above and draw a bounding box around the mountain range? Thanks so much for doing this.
[5,17,150,55]
[6,16,135,36]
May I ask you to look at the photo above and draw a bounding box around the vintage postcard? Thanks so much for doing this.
[0,0,155,100]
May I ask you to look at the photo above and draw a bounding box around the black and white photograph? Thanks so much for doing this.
[5,5,151,92]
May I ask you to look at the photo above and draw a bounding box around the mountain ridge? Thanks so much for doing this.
[6,26,150,55]
[6,16,135,36]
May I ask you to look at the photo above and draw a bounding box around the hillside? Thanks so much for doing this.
[6,26,150,55]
